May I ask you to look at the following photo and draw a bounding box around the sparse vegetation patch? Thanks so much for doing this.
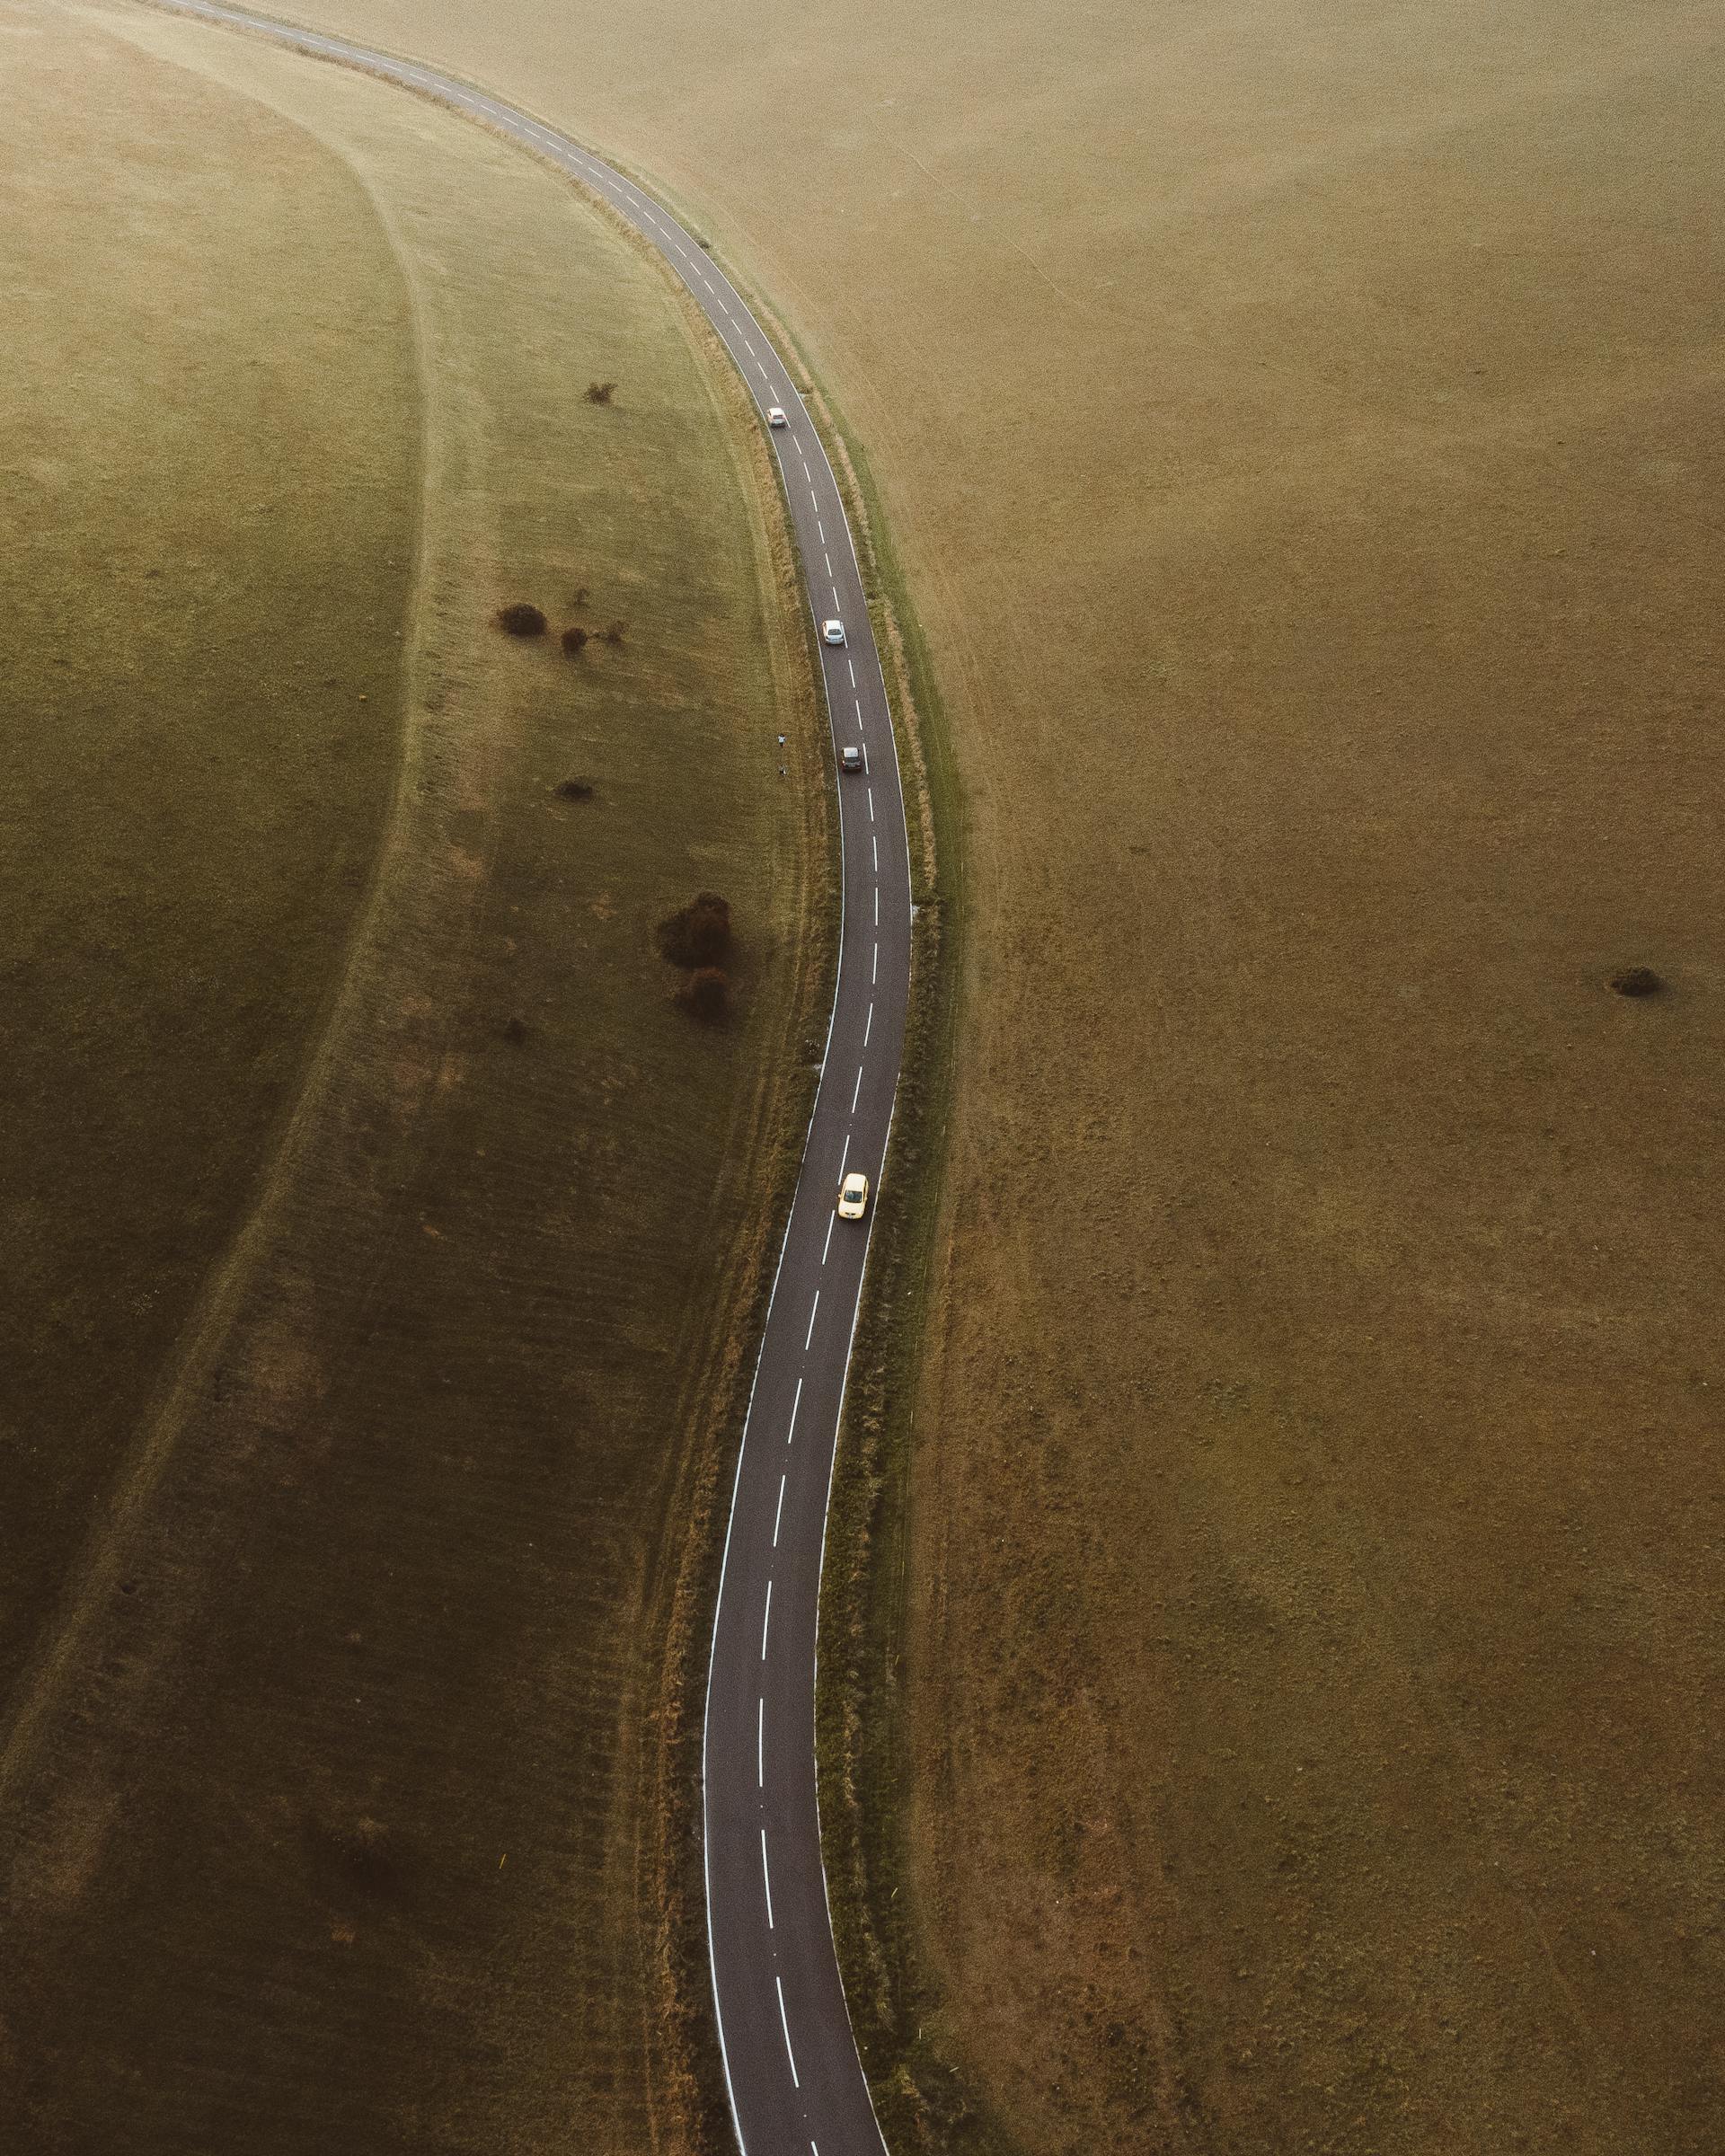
[656,888,733,970]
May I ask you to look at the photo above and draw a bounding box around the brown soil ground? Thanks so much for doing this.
[270,0,1725,2149]
[1,6,823,2149]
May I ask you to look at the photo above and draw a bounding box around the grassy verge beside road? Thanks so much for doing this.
[1,8,828,2150]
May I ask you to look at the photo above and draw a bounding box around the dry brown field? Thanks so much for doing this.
[275,0,1725,2150]
[2,4,824,2147]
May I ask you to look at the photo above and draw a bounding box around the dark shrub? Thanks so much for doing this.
[585,380,618,404]
[603,620,627,646]
[562,624,589,656]
[677,967,730,1023]
[1610,966,1663,998]
[656,891,732,970]
[495,602,547,637]
[501,1015,530,1046]
[555,778,595,800]
[571,584,589,607]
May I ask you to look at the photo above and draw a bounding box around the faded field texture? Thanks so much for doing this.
[2,4,821,2150]
[279,0,1721,2150]
[0,0,416,1806]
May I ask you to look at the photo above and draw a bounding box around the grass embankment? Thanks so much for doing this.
[0,0,416,1790]
[256,1,1725,2149]
[1,7,827,2151]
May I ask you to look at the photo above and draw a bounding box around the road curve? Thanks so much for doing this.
[153,5,909,2149]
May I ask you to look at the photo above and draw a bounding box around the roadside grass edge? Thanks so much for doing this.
[123,8,973,2134]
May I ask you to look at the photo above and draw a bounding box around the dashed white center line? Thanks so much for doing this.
[786,1375,802,1445]
[838,1133,851,1178]
[809,488,820,511]
[761,1828,775,1929]
[744,337,756,356]
[775,1975,801,2089]
[817,520,827,544]
[851,1065,863,1113]
[872,835,880,871]
[801,459,811,480]
[868,786,875,822]
[824,553,833,577]
[865,997,875,1043]
[873,887,880,926]
[831,584,842,609]
[847,660,857,686]
[804,1292,820,1351]
[757,1696,765,1786]
[773,1472,787,1546]
[821,1213,835,1265]
[760,1579,773,1661]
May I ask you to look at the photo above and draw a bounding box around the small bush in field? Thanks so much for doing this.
[1609,966,1662,998]
[495,602,547,638]
[585,381,618,404]
[555,779,595,801]
[677,967,730,1023]
[562,625,589,656]
[501,1015,530,1046]
[656,892,731,970]
[603,620,627,646]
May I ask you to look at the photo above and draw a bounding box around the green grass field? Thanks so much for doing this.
[1,5,824,2149]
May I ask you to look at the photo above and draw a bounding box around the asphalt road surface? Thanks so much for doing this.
[158,6,909,2149]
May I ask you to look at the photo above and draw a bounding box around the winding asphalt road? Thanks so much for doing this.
[154,6,909,2150]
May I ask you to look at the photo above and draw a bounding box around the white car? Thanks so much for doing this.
[767,406,787,428]
[822,619,846,647]
[836,1171,870,1220]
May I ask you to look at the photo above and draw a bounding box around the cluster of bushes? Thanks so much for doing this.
[493,602,626,654]
[657,892,733,1023]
